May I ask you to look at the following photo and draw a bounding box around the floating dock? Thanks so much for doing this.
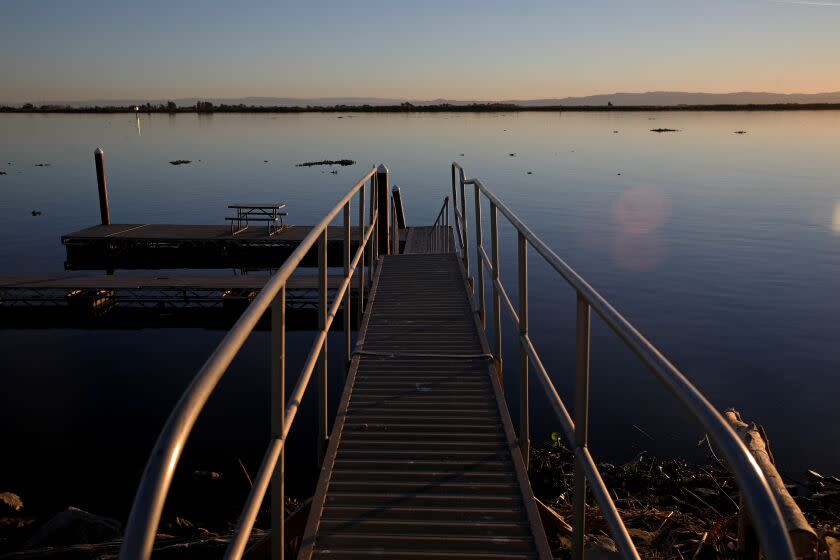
[61,224,408,270]
[0,273,351,330]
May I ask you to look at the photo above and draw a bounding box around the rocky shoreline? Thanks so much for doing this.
[529,442,840,558]
[2,447,838,559]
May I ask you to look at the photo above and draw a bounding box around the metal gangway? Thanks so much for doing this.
[120,164,794,559]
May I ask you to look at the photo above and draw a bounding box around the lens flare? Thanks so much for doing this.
[613,186,671,235]
[832,201,840,235]
[611,186,671,271]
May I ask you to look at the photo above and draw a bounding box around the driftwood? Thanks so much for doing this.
[535,497,573,535]
[724,408,818,558]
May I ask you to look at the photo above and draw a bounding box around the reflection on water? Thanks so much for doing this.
[0,111,839,520]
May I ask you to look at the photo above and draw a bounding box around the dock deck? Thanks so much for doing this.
[298,253,551,559]
[61,224,408,270]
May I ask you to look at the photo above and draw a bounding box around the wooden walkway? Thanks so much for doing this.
[299,253,551,559]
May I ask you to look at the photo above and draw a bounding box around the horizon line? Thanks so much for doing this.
[6,89,840,106]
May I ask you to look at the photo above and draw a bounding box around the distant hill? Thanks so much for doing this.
[503,91,840,106]
[10,91,840,108]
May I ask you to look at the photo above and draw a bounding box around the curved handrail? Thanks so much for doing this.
[451,162,794,559]
[120,166,378,560]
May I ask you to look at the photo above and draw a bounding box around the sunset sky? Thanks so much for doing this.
[2,0,839,103]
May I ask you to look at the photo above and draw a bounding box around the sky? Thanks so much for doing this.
[2,0,840,103]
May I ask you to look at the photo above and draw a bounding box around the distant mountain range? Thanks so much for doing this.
[14,91,840,108]
[502,91,840,106]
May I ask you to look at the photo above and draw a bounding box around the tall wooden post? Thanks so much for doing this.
[94,147,110,225]
[376,164,390,256]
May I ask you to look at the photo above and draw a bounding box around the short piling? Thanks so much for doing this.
[392,185,407,229]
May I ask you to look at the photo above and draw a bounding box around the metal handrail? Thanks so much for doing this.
[120,166,381,560]
[427,196,450,253]
[450,162,794,560]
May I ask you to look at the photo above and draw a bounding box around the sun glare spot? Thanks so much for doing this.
[610,186,671,271]
[613,186,671,235]
[832,202,840,235]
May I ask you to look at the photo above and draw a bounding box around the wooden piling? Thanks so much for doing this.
[376,164,390,255]
[94,148,110,226]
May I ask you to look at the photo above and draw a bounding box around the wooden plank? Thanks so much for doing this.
[298,254,551,560]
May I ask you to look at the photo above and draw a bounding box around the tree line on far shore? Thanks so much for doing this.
[3,100,840,113]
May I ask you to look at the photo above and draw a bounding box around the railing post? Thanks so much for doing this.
[391,199,399,255]
[572,294,591,560]
[343,201,351,373]
[376,164,390,256]
[451,166,458,252]
[317,229,328,464]
[444,198,449,252]
[94,147,110,225]
[473,184,485,327]
[460,176,470,282]
[358,183,365,329]
[368,174,377,283]
[517,232,529,468]
[490,203,502,381]
[270,287,286,560]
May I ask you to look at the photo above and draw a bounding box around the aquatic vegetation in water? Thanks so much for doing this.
[295,159,356,167]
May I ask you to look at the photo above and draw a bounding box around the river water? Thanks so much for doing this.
[1,111,838,521]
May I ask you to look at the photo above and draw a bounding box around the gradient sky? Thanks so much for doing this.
[2,0,840,103]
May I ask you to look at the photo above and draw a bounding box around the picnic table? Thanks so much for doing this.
[226,203,287,235]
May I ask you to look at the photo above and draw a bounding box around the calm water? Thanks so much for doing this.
[1,111,839,521]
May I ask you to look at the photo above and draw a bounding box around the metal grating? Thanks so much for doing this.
[299,253,551,559]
